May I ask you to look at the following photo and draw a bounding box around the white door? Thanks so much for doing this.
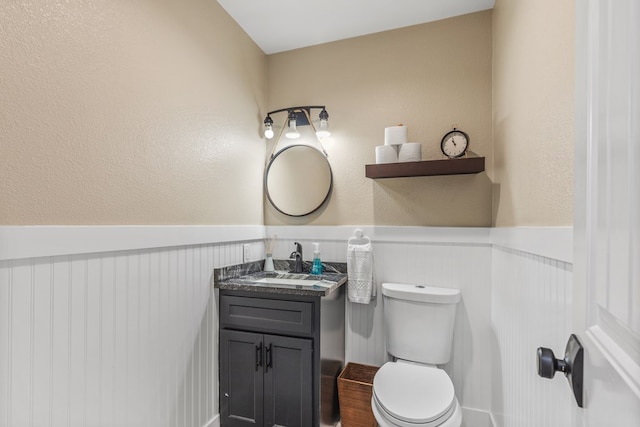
[574,0,640,425]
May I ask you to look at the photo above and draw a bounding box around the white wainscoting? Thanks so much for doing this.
[1,225,573,427]
[0,226,263,427]
[267,226,494,415]
[490,243,573,427]
[268,226,573,427]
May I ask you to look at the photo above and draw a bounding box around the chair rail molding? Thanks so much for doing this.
[0,225,266,261]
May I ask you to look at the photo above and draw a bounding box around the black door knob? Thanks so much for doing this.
[537,347,569,378]
[536,334,584,408]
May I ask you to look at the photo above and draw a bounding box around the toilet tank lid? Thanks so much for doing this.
[382,283,461,304]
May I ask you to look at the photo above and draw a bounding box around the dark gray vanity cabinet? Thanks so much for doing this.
[220,329,313,426]
[218,288,345,427]
[219,329,264,426]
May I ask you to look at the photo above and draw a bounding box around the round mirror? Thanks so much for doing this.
[265,144,333,217]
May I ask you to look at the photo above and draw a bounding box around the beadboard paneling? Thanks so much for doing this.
[491,247,573,427]
[268,225,573,427]
[2,225,574,427]
[269,231,493,413]
[0,242,245,427]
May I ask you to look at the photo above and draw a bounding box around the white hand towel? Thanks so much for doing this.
[347,242,376,304]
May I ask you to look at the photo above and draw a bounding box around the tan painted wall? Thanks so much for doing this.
[0,0,266,225]
[2,1,573,227]
[265,12,493,226]
[492,0,574,226]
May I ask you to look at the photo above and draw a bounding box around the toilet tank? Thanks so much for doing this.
[382,283,461,365]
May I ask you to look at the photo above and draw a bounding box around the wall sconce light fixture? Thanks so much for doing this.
[263,115,274,139]
[263,106,330,140]
[285,110,300,139]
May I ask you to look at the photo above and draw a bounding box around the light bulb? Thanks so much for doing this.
[316,119,330,138]
[263,115,274,139]
[264,124,274,139]
[316,108,330,138]
[285,112,300,139]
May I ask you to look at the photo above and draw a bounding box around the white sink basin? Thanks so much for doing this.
[254,277,322,286]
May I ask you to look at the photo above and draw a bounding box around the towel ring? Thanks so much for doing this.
[348,228,371,245]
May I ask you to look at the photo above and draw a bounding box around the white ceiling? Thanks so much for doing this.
[216,0,495,54]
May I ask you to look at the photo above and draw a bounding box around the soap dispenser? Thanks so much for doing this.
[311,242,323,275]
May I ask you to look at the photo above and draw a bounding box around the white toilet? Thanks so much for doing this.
[371,283,462,427]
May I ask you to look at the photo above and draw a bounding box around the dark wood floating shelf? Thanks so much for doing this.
[365,156,485,179]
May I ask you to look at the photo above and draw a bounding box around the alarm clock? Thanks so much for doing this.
[440,128,469,159]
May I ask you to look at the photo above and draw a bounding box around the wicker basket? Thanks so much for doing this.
[337,362,380,427]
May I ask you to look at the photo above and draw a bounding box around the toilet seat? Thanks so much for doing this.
[371,395,461,427]
[372,362,459,427]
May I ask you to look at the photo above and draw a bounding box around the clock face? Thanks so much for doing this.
[441,130,469,158]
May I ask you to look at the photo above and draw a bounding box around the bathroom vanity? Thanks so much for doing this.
[214,262,347,427]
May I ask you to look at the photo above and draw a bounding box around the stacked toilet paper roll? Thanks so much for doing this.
[374,125,422,164]
[384,125,408,145]
[375,145,398,163]
[398,142,422,162]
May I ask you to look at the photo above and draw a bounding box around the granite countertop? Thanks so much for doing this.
[213,260,348,297]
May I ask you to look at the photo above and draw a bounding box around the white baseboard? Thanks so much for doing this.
[338,411,493,427]
[488,411,499,427]
[202,414,220,427]
[462,407,495,427]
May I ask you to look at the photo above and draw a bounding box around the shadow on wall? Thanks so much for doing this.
[346,286,385,367]
[444,298,474,405]
[371,173,493,227]
[264,190,333,225]
[490,325,504,427]
[492,182,502,227]
[348,294,378,340]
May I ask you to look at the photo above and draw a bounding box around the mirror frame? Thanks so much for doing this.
[264,144,333,217]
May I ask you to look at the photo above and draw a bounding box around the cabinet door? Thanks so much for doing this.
[263,335,313,427]
[220,329,264,426]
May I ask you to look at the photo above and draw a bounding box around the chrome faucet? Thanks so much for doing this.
[289,242,303,273]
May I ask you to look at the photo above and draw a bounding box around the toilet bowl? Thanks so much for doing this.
[371,361,461,427]
[372,283,462,427]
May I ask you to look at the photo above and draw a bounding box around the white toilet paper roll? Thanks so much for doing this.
[398,142,422,162]
[375,145,399,164]
[384,126,408,145]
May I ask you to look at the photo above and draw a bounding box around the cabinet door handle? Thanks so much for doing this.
[255,342,263,370]
[265,343,273,372]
